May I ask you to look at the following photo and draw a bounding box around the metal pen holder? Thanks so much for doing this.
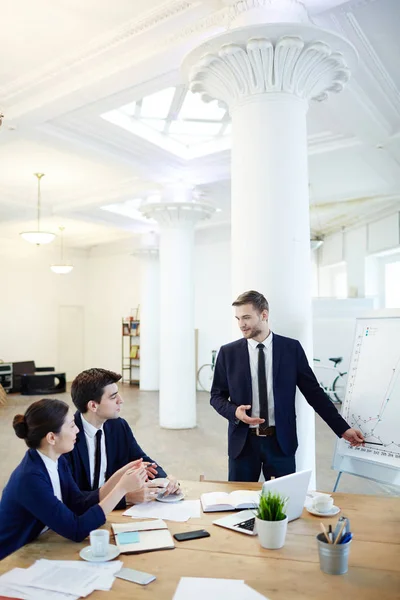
[316,533,351,575]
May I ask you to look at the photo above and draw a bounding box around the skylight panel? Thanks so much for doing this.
[120,101,137,116]
[170,134,215,146]
[140,87,175,119]
[141,118,167,133]
[179,90,225,121]
[169,120,221,136]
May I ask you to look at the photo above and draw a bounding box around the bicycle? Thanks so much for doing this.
[313,357,347,404]
[197,349,217,393]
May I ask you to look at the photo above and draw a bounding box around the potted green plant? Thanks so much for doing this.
[255,490,288,549]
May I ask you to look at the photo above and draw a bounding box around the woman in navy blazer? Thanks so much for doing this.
[0,398,147,560]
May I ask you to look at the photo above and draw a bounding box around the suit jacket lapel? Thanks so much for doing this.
[104,420,115,480]
[239,338,252,403]
[74,412,91,488]
[272,333,282,387]
[58,461,69,501]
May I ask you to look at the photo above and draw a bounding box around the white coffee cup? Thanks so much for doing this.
[312,495,334,513]
[90,529,109,558]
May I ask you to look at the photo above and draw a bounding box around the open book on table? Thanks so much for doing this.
[111,519,174,554]
[200,490,261,512]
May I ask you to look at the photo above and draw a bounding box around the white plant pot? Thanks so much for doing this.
[255,515,288,549]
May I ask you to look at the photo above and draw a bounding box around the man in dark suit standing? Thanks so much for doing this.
[66,368,179,506]
[211,291,364,482]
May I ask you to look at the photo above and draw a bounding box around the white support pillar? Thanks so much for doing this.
[140,199,215,428]
[183,0,357,476]
[133,246,160,391]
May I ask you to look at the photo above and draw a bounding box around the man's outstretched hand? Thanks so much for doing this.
[235,405,265,426]
[342,428,365,447]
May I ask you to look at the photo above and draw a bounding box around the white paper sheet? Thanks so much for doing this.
[35,559,123,591]
[12,566,94,597]
[2,560,122,598]
[173,578,270,600]
[0,568,79,600]
[0,583,79,600]
[124,499,201,522]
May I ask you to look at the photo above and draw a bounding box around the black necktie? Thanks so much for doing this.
[92,429,102,490]
[257,343,269,429]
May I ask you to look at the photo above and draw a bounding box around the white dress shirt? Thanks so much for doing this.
[37,450,63,501]
[248,332,275,428]
[81,415,107,488]
[37,450,63,534]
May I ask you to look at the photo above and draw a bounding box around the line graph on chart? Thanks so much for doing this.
[339,321,400,468]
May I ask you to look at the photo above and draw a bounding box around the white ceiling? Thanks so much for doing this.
[1,0,400,250]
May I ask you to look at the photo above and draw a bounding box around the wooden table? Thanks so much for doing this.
[1,481,399,599]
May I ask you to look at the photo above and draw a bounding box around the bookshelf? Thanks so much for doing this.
[122,316,140,385]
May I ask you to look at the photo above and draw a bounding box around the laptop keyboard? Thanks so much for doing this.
[234,517,255,531]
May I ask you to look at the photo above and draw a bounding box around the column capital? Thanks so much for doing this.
[183,24,357,108]
[140,201,216,227]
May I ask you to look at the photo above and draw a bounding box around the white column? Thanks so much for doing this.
[183,0,357,475]
[140,200,215,428]
[133,247,160,391]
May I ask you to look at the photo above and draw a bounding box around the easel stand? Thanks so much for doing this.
[332,453,400,491]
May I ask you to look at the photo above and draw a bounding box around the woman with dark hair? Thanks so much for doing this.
[0,398,147,559]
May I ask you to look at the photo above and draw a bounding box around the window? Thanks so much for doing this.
[333,269,347,299]
[384,261,400,308]
[317,263,347,298]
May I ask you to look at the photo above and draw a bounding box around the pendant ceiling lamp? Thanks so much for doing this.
[310,238,324,251]
[50,227,73,274]
[20,173,56,245]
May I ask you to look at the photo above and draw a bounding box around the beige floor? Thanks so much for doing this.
[0,384,398,497]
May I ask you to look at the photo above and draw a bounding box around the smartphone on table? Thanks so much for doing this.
[116,567,156,585]
[173,529,210,542]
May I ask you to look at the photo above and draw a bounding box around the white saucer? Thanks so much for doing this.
[306,505,340,518]
[156,492,184,503]
[79,544,120,562]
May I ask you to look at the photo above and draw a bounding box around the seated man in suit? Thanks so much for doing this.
[211,290,365,482]
[66,368,179,505]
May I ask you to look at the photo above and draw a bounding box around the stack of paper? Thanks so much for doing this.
[0,559,123,599]
[173,578,270,600]
[123,499,201,522]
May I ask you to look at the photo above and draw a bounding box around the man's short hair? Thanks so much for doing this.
[71,368,121,413]
[232,290,269,313]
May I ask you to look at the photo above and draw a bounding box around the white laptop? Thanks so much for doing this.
[213,470,312,536]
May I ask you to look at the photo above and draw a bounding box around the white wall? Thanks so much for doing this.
[312,297,375,390]
[85,245,141,374]
[0,240,141,381]
[320,210,400,304]
[0,244,87,377]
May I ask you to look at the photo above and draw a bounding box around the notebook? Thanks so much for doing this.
[111,519,175,554]
[200,490,261,512]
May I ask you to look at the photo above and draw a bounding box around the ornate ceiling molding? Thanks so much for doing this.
[343,11,400,116]
[0,0,197,103]
[325,8,400,121]
[163,9,227,45]
[224,0,310,26]
[189,35,351,109]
